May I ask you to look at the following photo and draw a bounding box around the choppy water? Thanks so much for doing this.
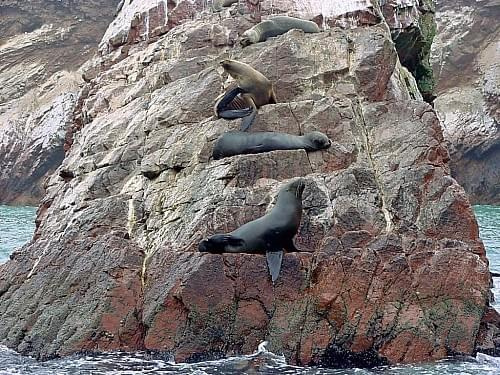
[475,205,500,311]
[475,205,500,273]
[0,205,498,374]
[0,345,499,375]
[0,205,36,264]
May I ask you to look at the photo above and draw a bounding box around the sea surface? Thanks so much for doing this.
[0,204,498,374]
[0,205,37,264]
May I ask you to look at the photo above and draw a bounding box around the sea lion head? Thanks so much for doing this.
[283,178,306,200]
[198,239,213,252]
[305,131,332,150]
[240,29,259,47]
[220,59,249,80]
[199,234,245,253]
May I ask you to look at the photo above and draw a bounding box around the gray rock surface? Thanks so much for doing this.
[432,0,499,204]
[0,0,118,204]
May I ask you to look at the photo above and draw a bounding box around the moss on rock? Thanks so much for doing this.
[391,1,437,103]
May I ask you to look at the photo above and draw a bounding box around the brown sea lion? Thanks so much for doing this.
[214,59,277,131]
[240,16,321,47]
[199,179,305,283]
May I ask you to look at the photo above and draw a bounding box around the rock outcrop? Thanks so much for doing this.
[0,0,495,367]
[0,0,117,204]
[432,0,499,204]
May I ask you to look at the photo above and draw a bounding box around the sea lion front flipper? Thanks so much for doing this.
[246,144,266,154]
[266,250,283,284]
[240,97,257,131]
[218,108,254,119]
[284,238,299,252]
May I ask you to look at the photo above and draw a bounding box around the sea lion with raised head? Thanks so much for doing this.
[212,130,331,160]
[214,59,277,131]
[240,16,320,47]
[199,179,305,283]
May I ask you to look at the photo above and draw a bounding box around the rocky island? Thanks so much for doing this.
[0,0,498,367]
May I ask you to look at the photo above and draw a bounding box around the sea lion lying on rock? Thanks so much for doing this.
[212,0,239,12]
[199,179,305,283]
[240,16,320,47]
[212,130,331,160]
[214,59,277,131]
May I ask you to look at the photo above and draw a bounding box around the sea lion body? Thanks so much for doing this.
[212,130,331,160]
[199,179,305,281]
[241,16,320,47]
[221,59,276,108]
[212,0,239,11]
[215,59,277,131]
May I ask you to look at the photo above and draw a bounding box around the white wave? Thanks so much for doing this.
[476,352,500,367]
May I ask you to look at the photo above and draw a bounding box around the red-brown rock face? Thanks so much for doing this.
[0,0,495,368]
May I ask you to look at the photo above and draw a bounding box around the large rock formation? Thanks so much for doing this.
[0,0,496,367]
[0,0,117,204]
[432,0,499,204]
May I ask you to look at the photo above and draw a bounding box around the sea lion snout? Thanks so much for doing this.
[306,131,332,150]
[286,178,305,198]
[240,37,251,47]
[220,60,231,69]
[198,240,210,252]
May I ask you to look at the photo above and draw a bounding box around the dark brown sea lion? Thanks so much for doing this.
[212,130,331,160]
[214,59,277,131]
[199,179,305,283]
[240,16,321,47]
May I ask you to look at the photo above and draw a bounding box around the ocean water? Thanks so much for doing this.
[0,205,37,264]
[0,205,498,374]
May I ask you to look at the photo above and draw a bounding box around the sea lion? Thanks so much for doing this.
[240,16,320,47]
[214,59,277,131]
[212,130,331,160]
[199,179,305,283]
[212,0,239,11]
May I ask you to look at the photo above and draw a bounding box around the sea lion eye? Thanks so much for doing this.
[314,138,323,147]
[240,37,251,47]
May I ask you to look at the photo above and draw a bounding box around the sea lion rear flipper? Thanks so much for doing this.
[240,109,257,131]
[215,86,244,116]
[219,108,254,119]
[269,88,277,104]
[266,250,283,284]
[240,98,257,131]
